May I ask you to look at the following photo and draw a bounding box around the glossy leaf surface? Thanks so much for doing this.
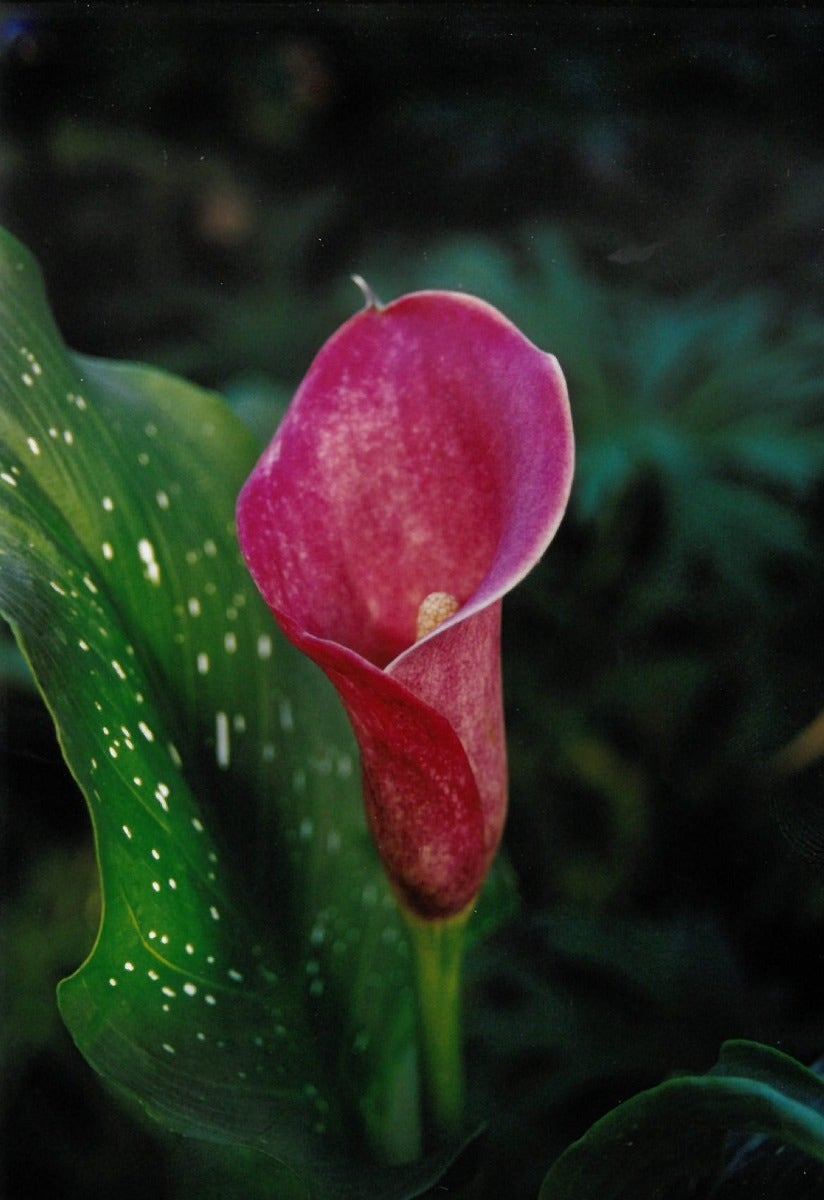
[0,227,471,1197]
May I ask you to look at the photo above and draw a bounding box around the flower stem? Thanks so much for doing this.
[404,906,471,1143]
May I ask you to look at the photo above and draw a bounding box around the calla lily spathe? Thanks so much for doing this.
[237,290,573,919]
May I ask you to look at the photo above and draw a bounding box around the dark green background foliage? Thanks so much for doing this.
[2,5,824,1198]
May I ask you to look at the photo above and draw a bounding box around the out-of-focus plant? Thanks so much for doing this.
[358,230,824,569]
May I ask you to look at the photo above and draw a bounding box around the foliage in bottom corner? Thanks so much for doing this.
[539,1040,824,1200]
[0,226,497,1198]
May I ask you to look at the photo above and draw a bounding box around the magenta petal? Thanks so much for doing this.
[237,290,573,919]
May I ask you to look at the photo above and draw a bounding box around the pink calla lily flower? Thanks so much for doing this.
[237,290,573,920]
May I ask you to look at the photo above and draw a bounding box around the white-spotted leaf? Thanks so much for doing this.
[0,227,470,1197]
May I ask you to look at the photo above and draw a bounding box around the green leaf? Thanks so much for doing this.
[0,226,476,1196]
[539,1040,824,1200]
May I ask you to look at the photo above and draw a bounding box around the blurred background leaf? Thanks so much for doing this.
[539,1041,824,1200]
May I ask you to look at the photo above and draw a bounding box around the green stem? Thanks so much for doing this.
[404,906,471,1142]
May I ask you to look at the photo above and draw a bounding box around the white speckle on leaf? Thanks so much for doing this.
[138,721,154,742]
[197,653,209,675]
[215,711,230,768]
[122,825,132,839]
[138,538,161,585]
[26,436,40,455]
[102,496,114,511]
[102,542,114,560]
[188,597,201,617]
[209,905,220,922]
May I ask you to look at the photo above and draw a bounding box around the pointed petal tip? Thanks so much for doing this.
[351,274,383,310]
